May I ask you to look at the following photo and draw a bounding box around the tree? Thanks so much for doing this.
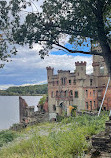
[38,94,47,111]
[0,1,17,68]
[0,0,111,74]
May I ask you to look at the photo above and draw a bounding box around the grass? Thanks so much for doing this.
[0,112,109,158]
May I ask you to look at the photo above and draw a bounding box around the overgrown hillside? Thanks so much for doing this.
[0,113,108,158]
[0,84,48,96]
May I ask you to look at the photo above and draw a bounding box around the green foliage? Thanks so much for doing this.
[48,129,88,157]
[0,0,111,67]
[0,130,17,147]
[0,113,108,158]
[56,114,66,122]
[39,95,47,106]
[0,84,48,96]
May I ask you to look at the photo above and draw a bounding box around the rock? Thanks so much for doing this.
[91,117,111,157]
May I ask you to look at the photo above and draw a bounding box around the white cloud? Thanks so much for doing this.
[34,54,93,73]
[5,50,93,74]
[0,84,15,90]
[0,45,93,90]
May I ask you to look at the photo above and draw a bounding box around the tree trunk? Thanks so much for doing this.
[103,53,111,78]
[95,1,111,77]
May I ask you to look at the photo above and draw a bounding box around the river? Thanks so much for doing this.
[0,96,42,130]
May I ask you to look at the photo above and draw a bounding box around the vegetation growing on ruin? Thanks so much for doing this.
[0,112,109,158]
[38,94,47,108]
[0,84,48,96]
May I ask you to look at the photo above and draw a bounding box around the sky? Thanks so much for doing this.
[0,43,93,90]
[0,0,93,90]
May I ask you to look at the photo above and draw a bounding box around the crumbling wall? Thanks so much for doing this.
[19,96,28,123]
[10,112,49,131]
[10,97,49,131]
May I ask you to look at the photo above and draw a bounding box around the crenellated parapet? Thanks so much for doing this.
[75,61,87,66]
[46,66,54,70]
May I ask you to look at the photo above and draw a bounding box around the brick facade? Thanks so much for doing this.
[46,55,111,119]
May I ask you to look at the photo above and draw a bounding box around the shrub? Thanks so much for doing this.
[0,130,17,147]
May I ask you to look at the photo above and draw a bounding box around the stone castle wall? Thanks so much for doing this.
[47,55,111,119]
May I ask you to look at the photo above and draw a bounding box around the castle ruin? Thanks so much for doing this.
[46,55,111,120]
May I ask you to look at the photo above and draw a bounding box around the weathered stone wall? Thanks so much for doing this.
[19,96,28,123]
[10,112,49,131]
[19,96,35,123]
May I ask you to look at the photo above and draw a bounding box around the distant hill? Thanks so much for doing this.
[0,84,48,96]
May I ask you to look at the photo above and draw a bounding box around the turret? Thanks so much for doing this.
[92,62,100,76]
[46,66,54,82]
[75,61,86,79]
[92,55,108,76]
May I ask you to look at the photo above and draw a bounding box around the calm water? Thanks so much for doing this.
[0,96,42,130]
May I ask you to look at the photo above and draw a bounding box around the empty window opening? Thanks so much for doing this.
[98,90,102,97]
[86,90,88,97]
[56,91,59,97]
[60,91,64,97]
[73,79,76,85]
[94,101,96,107]
[90,79,93,86]
[100,66,104,74]
[61,78,66,85]
[69,80,71,85]
[53,105,56,111]
[93,90,95,97]
[65,91,67,97]
[75,91,78,98]
[90,101,92,110]
[70,90,73,96]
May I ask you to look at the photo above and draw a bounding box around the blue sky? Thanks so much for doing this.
[0,43,93,90]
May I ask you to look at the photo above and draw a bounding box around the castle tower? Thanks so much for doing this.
[75,61,87,79]
[92,43,108,76]
[92,55,108,76]
[46,66,54,82]
[92,61,100,76]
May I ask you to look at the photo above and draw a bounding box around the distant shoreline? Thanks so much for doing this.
[0,84,48,96]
